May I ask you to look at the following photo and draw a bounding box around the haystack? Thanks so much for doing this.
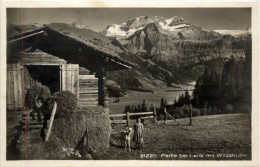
[51,106,111,154]
[44,91,78,119]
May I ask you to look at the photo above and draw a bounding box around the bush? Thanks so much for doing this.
[44,91,78,119]
[192,108,201,117]
[107,85,125,97]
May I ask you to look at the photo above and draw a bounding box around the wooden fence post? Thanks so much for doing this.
[153,107,157,124]
[126,112,130,126]
[164,107,167,124]
[189,104,192,126]
[45,101,57,142]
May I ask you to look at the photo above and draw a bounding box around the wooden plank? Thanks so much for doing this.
[74,64,79,100]
[24,62,65,66]
[69,64,73,92]
[6,69,11,110]
[8,30,44,43]
[126,112,130,126]
[62,64,66,91]
[79,94,98,99]
[129,112,153,116]
[79,75,96,79]
[10,65,14,110]
[65,64,69,91]
[165,110,175,120]
[78,104,98,107]
[79,90,99,94]
[13,64,18,109]
[140,116,154,119]
[7,64,13,110]
[110,120,127,124]
[45,101,57,142]
[70,64,74,93]
[109,113,126,117]
[79,100,99,104]
[79,79,98,83]
[17,67,23,108]
[22,124,43,129]
[78,100,98,104]
[66,64,70,92]
[79,84,98,88]
[21,120,49,124]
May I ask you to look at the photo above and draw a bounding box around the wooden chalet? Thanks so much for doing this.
[7,24,133,110]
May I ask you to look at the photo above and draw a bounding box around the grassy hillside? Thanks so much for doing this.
[103,114,251,160]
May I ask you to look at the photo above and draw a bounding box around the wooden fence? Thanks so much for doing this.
[109,109,157,126]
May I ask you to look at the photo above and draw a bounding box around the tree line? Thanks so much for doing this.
[192,51,251,113]
[123,48,251,120]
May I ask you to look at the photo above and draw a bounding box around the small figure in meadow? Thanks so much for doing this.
[133,118,144,150]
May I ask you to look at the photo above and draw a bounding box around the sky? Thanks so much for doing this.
[7,8,251,31]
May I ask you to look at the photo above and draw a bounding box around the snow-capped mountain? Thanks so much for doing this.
[103,15,249,67]
[106,16,154,38]
[105,16,210,39]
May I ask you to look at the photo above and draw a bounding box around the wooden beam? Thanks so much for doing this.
[129,112,153,116]
[45,101,57,142]
[109,113,125,117]
[140,116,154,119]
[8,31,44,43]
[110,120,127,124]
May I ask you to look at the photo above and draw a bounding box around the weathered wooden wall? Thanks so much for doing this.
[7,63,23,110]
[61,64,79,99]
[78,67,99,107]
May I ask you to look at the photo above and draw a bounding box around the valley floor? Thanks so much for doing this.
[109,88,191,115]
[102,113,251,160]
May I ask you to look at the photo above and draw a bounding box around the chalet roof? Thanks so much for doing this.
[7,23,134,69]
[8,48,67,65]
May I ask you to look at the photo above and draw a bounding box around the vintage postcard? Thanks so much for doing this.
[0,1,259,167]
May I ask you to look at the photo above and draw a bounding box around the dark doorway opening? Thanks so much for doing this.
[25,65,60,93]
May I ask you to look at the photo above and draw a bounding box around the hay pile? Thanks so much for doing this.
[25,82,51,110]
[51,106,111,154]
[44,91,77,119]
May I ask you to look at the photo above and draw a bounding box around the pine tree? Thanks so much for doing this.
[124,105,130,113]
[160,98,165,109]
[184,90,191,104]
[149,104,155,112]
[221,56,239,101]
[137,104,142,113]
[142,100,148,112]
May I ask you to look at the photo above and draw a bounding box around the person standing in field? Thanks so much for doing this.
[133,118,144,150]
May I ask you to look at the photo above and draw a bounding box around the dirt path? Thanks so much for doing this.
[102,114,251,160]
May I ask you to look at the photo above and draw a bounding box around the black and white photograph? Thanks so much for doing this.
[1,1,259,166]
